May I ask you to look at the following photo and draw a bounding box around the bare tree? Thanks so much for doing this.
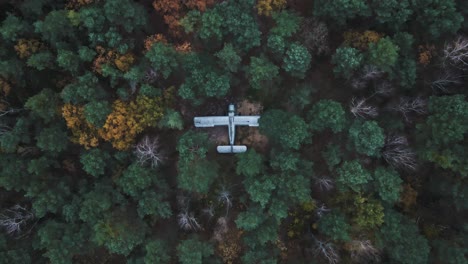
[314,176,334,191]
[0,205,34,236]
[381,135,417,171]
[349,240,381,263]
[313,240,340,264]
[177,210,202,231]
[350,78,367,90]
[392,97,427,122]
[0,99,22,117]
[374,81,394,97]
[301,18,330,56]
[431,70,463,92]
[144,68,158,83]
[212,217,229,242]
[217,187,233,217]
[201,204,215,219]
[361,65,384,81]
[134,135,164,168]
[0,122,11,136]
[350,97,378,119]
[315,203,331,218]
[443,36,468,68]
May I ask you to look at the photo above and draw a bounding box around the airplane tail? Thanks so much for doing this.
[217,145,247,153]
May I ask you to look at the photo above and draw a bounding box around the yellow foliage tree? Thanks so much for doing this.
[62,104,100,149]
[343,30,383,50]
[14,39,43,59]
[62,88,174,150]
[256,0,287,16]
[114,53,135,72]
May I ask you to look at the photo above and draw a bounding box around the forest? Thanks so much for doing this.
[0,0,467,263]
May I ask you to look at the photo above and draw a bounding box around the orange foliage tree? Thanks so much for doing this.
[152,0,215,37]
[93,46,135,73]
[256,0,287,16]
[418,45,435,66]
[343,30,383,50]
[144,34,168,51]
[14,39,43,59]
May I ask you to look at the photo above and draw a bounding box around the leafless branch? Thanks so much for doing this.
[374,81,394,97]
[218,187,233,217]
[431,71,463,92]
[134,135,165,168]
[443,37,468,68]
[177,209,201,231]
[392,97,427,122]
[301,18,330,56]
[381,135,417,171]
[361,65,384,81]
[144,68,158,83]
[212,217,229,242]
[0,205,34,236]
[202,205,215,219]
[349,240,381,263]
[314,177,334,191]
[313,240,340,264]
[315,203,331,218]
[350,97,378,119]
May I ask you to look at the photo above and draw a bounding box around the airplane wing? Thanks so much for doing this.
[194,116,229,127]
[233,116,260,127]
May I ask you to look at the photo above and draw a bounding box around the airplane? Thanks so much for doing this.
[194,104,260,153]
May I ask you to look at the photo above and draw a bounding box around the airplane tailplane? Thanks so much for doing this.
[217,145,247,153]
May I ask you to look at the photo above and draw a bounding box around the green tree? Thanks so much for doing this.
[116,163,154,197]
[308,99,347,133]
[158,109,184,130]
[418,95,468,176]
[25,88,59,123]
[236,149,264,177]
[348,120,385,157]
[367,37,400,73]
[244,175,276,208]
[0,14,32,42]
[270,11,302,38]
[36,124,68,153]
[314,0,371,26]
[373,166,402,204]
[371,0,413,31]
[34,10,75,46]
[215,43,241,72]
[80,149,110,177]
[103,0,147,33]
[282,43,311,78]
[377,210,430,264]
[259,109,309,150]
[352,195,384,229]
[145,43,179,79]
[61,72,107,104]
[83,100,112,128]
[144,239,171,264]
[35,221,88,264]
[177,236,214,264]
[93,211,147,256]
[336,160,372,192]
[136,190,171,219]
[177,131,218,193]
[322,143,343,169]
[26,51,54,71]
[332,47,363,79]
[318,211,351,241]
[56,49,80,74]
[246,56,279,90]
[413,0,463,39]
